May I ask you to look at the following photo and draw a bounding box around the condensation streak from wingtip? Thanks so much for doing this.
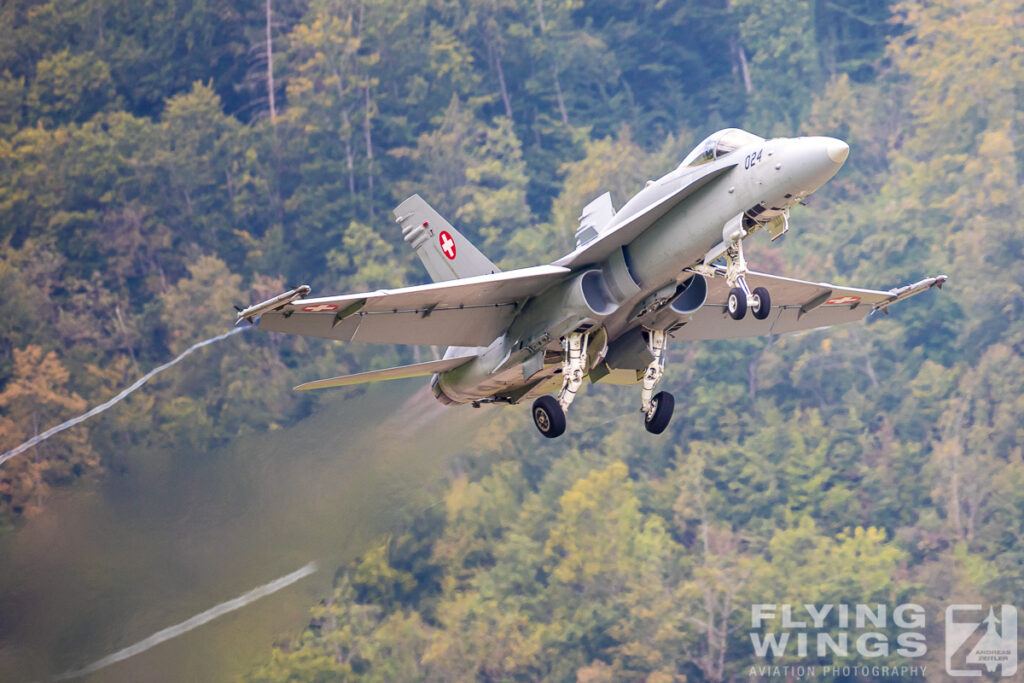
[53,561,318,680]
[0,326,251,468]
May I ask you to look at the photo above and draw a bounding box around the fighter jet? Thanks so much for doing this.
[239,128,946,438]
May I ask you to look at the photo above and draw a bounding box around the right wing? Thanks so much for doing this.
[670,271,947,341]
[258,265,569,347]
[294,355,475,391]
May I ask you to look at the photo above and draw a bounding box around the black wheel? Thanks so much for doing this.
[532,395,566,438]
[751,286,771,320]
[727,287,747,320]
[645,391,675,434]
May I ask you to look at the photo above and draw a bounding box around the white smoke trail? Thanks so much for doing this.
[54,561,318,680]
[0,326,249,468]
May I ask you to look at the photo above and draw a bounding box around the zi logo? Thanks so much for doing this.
[945,605,1017,677]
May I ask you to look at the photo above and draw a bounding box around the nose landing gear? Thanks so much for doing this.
[727,287,747,320]
[750,286,771,319]
[724,240,772,321]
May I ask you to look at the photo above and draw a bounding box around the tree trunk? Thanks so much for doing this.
[553,67,569,126]
[333,71,357,198]
[536,0,569,125]
[737,45,753,94]
[265,0,277,123]
[343,121,356,197]
[489,41,514,119]
[363,84,374,218]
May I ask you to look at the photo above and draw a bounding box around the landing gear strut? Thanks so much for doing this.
[531,331,589,438]
[529,328,679,438]
[557,332,588,413]
[641,329,666,414]
[724,238,772,321]
[641,329,675,434]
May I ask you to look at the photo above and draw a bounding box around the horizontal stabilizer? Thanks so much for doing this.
[293,355,475,391]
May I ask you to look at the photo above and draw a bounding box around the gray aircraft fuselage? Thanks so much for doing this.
[431,134,850,405]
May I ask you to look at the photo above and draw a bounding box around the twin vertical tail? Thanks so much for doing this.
[393,194,500,282]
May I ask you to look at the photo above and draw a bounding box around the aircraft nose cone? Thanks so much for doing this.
[825,138,849,165]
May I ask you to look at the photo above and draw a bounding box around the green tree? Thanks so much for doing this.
[155,82,242,257]
[733,0,824,136]
[0,70,25,136]
[0,345,98,518]
[503,126,687,265]
[25,48,116,125]
[392,96,532,262]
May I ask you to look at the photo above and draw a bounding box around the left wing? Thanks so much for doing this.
[258,265,569,347]
[670,271,947,341]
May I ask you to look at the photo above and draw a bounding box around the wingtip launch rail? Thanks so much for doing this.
[235,285,311,326]
[873,275,948,314]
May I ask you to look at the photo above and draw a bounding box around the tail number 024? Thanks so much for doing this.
[744,149,763,170]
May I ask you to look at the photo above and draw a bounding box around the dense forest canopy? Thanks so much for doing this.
[0,0,1021,679]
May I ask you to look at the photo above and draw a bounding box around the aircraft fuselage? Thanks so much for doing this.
[431,134,850,406]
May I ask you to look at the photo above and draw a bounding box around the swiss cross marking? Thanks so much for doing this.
[302,303,340,312]
[439,231,456,260]
[826,295,861,305]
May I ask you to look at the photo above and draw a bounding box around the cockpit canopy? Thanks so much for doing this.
[680,128,765,168]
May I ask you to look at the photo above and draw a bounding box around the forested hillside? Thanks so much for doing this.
[1,0,1021,679]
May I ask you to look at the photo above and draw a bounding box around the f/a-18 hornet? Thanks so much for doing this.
[237,129,946,438]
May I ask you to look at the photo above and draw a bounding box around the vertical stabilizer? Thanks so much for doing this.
[575,192,616,247]
[394,194,501,282]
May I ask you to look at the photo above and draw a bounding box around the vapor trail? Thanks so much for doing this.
[54,561,318,680]
[0,326,249,468]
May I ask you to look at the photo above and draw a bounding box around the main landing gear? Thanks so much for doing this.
[645,391,675,434]
[724,239,771,321]
[532,332,588,439]
[531,328,677,438]
[532,395,565,438]
[640,329,675,434]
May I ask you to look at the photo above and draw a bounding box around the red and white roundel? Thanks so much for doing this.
[826,295,861,305]
[301,303,340,312]
[438,231,457,260]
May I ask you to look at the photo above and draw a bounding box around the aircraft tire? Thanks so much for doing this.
[727,288,747,320]
[751,287,771,320]
[532,395,566,438]
[644,391,675,434]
